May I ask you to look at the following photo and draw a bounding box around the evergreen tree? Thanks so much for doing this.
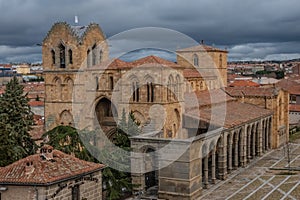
[42,125,96,162]
[0,76,36,167]
[43,110,140,200]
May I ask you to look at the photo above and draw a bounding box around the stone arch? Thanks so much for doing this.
[58,42,66,68]
[141,146,158,190]
[59,110,74,126]
[63,77,74,101]
[173,109,181,137]
[52,76,62,100]
[175,74,181,99]
[167,75,174,101]
[95,97,118,126]
[51,49,56,65]
[144,75,154,102]
[130,75,140,102]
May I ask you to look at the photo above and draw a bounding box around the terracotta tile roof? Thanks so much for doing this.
[0,146,104,185]
[28,101,44,107]
[276,79,300,95]
[183,69,217,78]
[130,55,180,67]
[186,101,273,129]
[177,44,228,53]
[290,104,300,112]
[96,55,181,70]
[225,87,279,98]
[184,89,236,112]
[229,80,260,87]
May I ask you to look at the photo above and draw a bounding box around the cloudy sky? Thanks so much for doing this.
[0,0,300,63]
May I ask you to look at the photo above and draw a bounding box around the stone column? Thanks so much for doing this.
[252,130,256,158]
[212,150,216,184]
[234,140,238,169]
[258,121,263,156]
[239,129,245,167]
[203,156,209,189]
[228,142,232,173]
[262,120,265,153]
[266,119,269,150]
[247,131,251,161]
[218,138,226,180]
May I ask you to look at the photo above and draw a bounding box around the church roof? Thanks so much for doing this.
[186,99,273,129]
[225,87,280,98]
[0,146,104,186]
[177,44,228,53]
[103,55,181,70]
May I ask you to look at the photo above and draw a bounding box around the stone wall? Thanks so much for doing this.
[0,171,102,200]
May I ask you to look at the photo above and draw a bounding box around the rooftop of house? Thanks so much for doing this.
[224,87,280,98]
[229,80,260,87]
[0,145,104,186]
[276,79,300,95]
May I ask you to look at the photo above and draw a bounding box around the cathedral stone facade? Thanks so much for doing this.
[43,22,289,199]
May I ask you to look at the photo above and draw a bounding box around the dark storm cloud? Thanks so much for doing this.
[0,0,299,62]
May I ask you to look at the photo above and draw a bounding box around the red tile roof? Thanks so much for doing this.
[290,104,300,112]
[185,89,235,109]
[229,80,260,87]
[0,146,104,185]
[225,87,279,98]
[186,101,273,129]
[276,79,300,95]
[97,55,181,70]
[28,101,44,107]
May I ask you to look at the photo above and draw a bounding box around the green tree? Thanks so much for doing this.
[42,110,140,200]
[0,76,37,167]
[42,125,96,162]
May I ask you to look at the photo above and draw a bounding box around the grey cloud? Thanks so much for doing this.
[0,0,299,62]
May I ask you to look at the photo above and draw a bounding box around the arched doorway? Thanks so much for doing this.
[95,98,117,126]
[144,148,158,190]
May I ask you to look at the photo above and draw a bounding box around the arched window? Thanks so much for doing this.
[68,49,73,65]
[51,49,55,65]
[60,110,74,126]
[147,82,154,102]
[167,75,174,101]
[95,76,99,90]
[92,44,97,66]
[99,49,103,63]
[132,82,139,102]
[109,76,114,90]
[87,49,91,67]
[175,75,180,99]
[193,54,199,66]
[59,43,66,68]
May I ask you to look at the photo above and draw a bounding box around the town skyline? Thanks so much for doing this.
[0,0,299,63]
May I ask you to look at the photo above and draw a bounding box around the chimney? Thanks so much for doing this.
[40,145,54,161]
[25,160,35,175]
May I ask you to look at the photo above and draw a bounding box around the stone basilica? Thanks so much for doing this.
[43,22,289,199]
